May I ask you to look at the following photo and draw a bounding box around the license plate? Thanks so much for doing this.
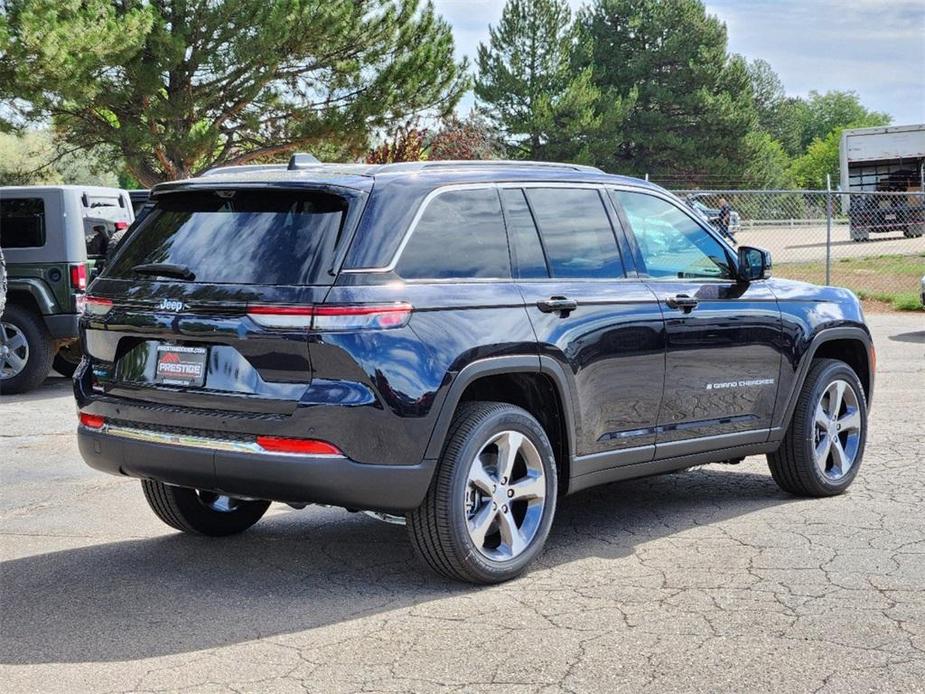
[155,345,207,387]
[885,213,897,221]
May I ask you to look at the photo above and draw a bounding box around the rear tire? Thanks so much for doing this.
[767,359,867,497]
[54,341,82,378]
[407,402,558,584]
[141,480,270,536]
[0,304,55,395]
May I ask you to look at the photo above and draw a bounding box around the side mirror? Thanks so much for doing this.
[738,246,771,281]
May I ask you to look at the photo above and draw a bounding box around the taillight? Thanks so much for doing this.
[83,295,114,316]
[312,304,412,330]
[246,305,314,328]
[114,221,129,231]
[255,436,344,456]
[79,412,106,429]
[69,264,87,291]
[246,303,412,331]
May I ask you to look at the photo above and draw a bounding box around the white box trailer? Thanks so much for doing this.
[839,124,925,241]
[840,124,925,193]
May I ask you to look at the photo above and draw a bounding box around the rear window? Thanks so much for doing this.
[0,197,46,248]
[395,188,510,280]
[106,189,348,285]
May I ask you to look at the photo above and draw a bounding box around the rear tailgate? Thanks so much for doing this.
[79,186,356,417]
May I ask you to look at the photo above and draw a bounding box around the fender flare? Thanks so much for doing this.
[422,355,578,462]
[774,326,874,432]
[5,278,58,315]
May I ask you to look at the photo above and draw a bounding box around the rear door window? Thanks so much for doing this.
[396,188,510,279]
[525,188,625,279]
[106,189,348,285]
[0,198,46,248]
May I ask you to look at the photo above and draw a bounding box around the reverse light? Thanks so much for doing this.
[246,305,314,329]
[255,436,344,456]
[69,264,88,291]
[312,304,412,330]
[83,295,114,316]
[246,303,412,331]
[79,412,106,429]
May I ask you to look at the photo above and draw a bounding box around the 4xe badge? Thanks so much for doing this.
[158,298,188,312]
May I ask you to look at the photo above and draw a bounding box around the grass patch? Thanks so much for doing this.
[775,253,925,312]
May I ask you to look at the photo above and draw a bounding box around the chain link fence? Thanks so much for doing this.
[670,190,925,309]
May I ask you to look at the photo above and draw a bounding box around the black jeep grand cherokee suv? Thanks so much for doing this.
[75,159,874,584]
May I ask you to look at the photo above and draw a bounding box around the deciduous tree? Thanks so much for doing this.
[429,112,505,161]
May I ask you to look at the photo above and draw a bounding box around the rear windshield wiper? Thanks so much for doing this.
[131,263,196,281]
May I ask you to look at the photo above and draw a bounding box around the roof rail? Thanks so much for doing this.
[200,163,287,177]
[373,160,604,173]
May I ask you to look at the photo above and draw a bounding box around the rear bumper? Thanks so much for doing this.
[77,425,435,514]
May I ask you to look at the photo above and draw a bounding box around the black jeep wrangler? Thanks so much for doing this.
[75,159,874,584]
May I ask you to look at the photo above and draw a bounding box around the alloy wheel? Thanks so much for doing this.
[813,379,862,480]
[196,491,243,513]
[0,322,29,380]
[464,430,546,561]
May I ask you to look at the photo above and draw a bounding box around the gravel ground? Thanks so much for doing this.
[1,313,923,693]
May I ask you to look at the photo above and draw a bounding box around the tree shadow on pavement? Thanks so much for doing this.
[0,466,796,665]
[888,331,925,344]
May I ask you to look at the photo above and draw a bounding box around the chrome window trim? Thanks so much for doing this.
[340,183,499,274]
[341,180,653,275]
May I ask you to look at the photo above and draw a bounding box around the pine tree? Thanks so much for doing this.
[575,0,757,184]
[475,0,601,161]
[3,0,468,184]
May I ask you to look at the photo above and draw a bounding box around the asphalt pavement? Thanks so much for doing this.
[1,313,924,693]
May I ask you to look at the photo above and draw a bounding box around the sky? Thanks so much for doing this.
[432,0,925,126]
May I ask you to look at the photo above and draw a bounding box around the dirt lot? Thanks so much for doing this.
[1,314,924,693]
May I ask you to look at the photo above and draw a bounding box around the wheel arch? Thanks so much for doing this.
[776,327,874,432]
[423,356,576,495]
[4,279,58,316]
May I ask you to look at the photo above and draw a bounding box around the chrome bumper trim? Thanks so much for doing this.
[83,423,345,458]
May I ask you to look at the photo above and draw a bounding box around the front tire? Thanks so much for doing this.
[768,359,867,497]
[408,402,558,584]
[141,480,270,536]
[0,305,55,394]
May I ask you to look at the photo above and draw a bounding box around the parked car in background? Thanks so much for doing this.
[74,159,874,584]
[0,185,134,392]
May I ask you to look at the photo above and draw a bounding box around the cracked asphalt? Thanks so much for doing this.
[2,313,924,693]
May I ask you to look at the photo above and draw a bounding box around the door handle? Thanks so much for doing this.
[537,296,578,314]
[666,294,699,312]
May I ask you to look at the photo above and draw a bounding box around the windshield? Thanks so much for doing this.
[106,189,348,285]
